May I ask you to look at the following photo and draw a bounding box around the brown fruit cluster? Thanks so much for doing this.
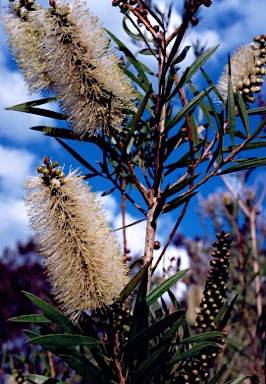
[195,232,231,330]
[240,35,266,104]
[112,0,150,26]
[174,232,231,383]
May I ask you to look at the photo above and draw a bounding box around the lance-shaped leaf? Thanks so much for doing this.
[167,45,219,101]
[139,0,165,28]
[116,259,152,304]
[172,46,191,66]
[105,29,151,92]
[200,67,224,101]
[166,86,214,131]
[223,141,266,152]
[170,341,217,364]
[146,268,190,307]
[247,106,266,115]
[59,355,108,384]
[226,376,252,384]
[227,75,236,147]
[162,191,198,213]
[9,314,52,323]
[122,310,184,354]
[55,138,102,176]
[168,175,200,197]
[179,331,224,344]
[24,330,109,383]
[5,98,66,120]
[22,292,82,335]
[235,90,250,136]
[165,141,206,174]
[207,364,227,384]
[188,81,214,131]
[126,84,153,153]
[131,344,169,384]
[26,334,102,347]
[218,157,266,175]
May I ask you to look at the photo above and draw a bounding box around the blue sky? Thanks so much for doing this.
[0,0,266,265]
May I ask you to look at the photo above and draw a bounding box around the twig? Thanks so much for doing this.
[153,199,190,274]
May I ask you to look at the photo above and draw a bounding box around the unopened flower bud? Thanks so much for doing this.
[13,1,22,10]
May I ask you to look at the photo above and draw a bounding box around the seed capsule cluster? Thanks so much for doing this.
[37,156,66,189]
[175,232,231,384]
[112,303,132,344]
[195,232,231,330]
[9,0,42,17]
[239,35,266,104]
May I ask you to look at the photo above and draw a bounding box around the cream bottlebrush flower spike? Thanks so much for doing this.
[25,157,129,322]
[4,0,136,137]
[217,35,266,104]
[3,1,51,94]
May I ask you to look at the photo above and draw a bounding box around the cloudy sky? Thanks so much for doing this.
[0,0,265,274]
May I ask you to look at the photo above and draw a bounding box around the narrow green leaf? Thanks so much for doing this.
[55,138,101,176]
[166,86,214,131]
[6,97,56,108]
[200,67,224,100]
[9,314,52,323]
[129,268,149,341]
[180,331,224,344]
[122,13,148,41]
[168,175,200,197]
[204,88,223,140]
[5,103,66,120]
[188,81,214,131]
[22,291,82,335]
[116,259,152,304]
[59,355,108,384]
[101,187,116,196]
[167,289,181,310]
[122,310,184,353]
[167,45,219,101]
[114,218,146,232]
[217,295,238,331]
[170,342,217,364]
[160,311,184,343]
[252,116,266,137]
[162,191,198,213]
[132,345,169,384]
[146,268,190,307]
[218,157,266,175]
[207,364,227,384]
[26,334,101,347]
[225,376,251,384]
[165,140,206,173]
[27,374,66,384]
[128,83,153,134]
[31,126,75,140]
[172,46,191,66]
[138,48,158,55]
[235,90,250,136]
[227,75,236,147]
[139,0,164,28]
[105,29,150,91]
[246,106,266,115]
[223,141,266,152]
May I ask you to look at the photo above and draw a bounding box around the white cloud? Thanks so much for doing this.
[0,145,38,252]
[0,145,38,195]
[0,198,32,252]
